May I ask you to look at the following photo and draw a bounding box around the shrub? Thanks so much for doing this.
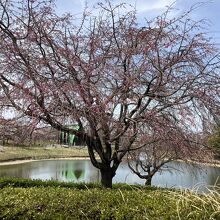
[0,177,155,190]
[0,178,219,219]
[0,187,176,219]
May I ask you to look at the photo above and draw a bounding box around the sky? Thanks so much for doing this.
[55,0,220,47]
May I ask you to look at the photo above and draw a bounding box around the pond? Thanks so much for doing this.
[0,159,220,192]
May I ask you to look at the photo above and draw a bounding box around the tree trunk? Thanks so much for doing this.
[145,176,152,186]
[100,168,113,188]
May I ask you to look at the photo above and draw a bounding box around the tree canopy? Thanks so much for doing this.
[0,0,220,187]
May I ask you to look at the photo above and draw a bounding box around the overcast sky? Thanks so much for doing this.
[55,0,220,47]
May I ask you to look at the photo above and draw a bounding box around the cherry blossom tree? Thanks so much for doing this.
[127,120,211,186]
[0,0,220,187]
[0,112,41,145]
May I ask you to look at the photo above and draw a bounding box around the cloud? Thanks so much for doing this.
[56,0,175,15]
[134,0,174,13]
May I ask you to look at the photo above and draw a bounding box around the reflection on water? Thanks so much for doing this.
[0,160,100,183]
[0,160,220,192]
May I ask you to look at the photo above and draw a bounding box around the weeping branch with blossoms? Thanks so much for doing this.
[0,0,220,187]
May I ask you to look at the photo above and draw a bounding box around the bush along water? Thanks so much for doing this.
[0,178,220,219]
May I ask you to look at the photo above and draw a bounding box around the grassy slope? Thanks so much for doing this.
[0,178,219,220]
[0,146,89,162]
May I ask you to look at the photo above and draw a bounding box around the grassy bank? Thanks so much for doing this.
[0,146,88,162]
[0,178,219,220]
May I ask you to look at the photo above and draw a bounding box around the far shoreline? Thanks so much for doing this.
[0,157,90,166]
[1,157,220,168]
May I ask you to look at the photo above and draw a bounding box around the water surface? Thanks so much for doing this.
[0,159,220,192]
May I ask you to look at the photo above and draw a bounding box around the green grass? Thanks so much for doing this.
[0,178,219,219]
[0,146,88,162]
